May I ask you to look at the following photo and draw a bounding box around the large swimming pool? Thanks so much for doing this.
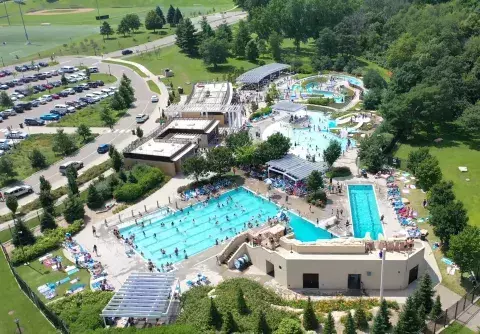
[120,187,333,267]
[348,184,384,240]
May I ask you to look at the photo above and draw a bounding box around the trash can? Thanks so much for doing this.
[177,86,183,94]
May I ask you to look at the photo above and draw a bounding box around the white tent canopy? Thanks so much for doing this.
[267,154,328,181]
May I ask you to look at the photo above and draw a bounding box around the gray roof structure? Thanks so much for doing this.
[267,154,328,181]
[271,101,306,113]
[237,63,290,84]
[101,272,178,320]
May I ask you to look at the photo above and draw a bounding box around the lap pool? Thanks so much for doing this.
[348,184,384,240]
[120,187,333,267]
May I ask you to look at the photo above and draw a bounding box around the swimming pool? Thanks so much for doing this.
[290,82,345,103]
[348,184,384,240]
[120,187,333,267]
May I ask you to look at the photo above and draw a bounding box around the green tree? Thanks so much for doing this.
[166,5,175,26]
[416,273,435,314]
[12,217,35,247]
[182,155,208,181]
[257,38,267,55]
[430,295,442,320]
[371,312,387,334]
[200,16,215,40]
[61,73,68,86]
[226,130,251,150]
[236,288,248,314]
[431,200,468,248]
[63,194,85,223]
[111,91,127,111]
[87,184,103,209]
[117,18,130,37]
[40,212,57,232]
[155,6,166,24]
[6,195,18,217]
[363,88,383,110]
[265,132,291,159]
[354,307,368,330]
[52,129,77,156]
[39,176,54,214]
[417,304,427,333]
[111,149,124,173]
[363,69,387,89]
[233,20,250,57]
[306,170,324,193]
[448,226,480,273]
[145,10,163,32]
[136,126,143,138]
[0,91,14,108]
[206,147,234,176]
[457,103,480,133]
[199,37,229,68]
[175,18,198,56]
[207,297,222,330]
[428,181,456,209]
[236,144,258,168]
[344,311,356,334]
[323,312,336,334]
[406,148,431,175]
[358,135,387,173]
[0,156,16,179]
[217,23,233,42]
[100,107,116,129]
[222,311,237,333]
[125,14,141,32]
[245,39,259,62]
[303,296,318,330]
[269,31,283,61]
[378,298,391,330]
[255,310,270,334]
[77,124,92,143]
[66,166,79,195]
[394,295,420,334]
[274,318,302,334]
[119,83,135,107]
[315,28,337,57]
[323,140,342,168]
[100,21,114,40]
[173,8,183,25]
[28,148,47,169]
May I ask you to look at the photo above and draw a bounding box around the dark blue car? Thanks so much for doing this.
[97,144,110,154]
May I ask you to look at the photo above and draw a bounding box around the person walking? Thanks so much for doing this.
[92,225,97,237]
[93,245,98,256]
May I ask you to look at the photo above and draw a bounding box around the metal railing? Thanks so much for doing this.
[123,118,173,153]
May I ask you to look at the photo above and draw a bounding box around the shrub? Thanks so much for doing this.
[325,166,352,178]
[306,190,327,208]
[307,97,333,106]
[249,107,272,121]
[114,183,144,202]
[11,220,84,265]
[113,165,165,203]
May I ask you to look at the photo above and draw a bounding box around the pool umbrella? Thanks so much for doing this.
[265,178,273,185]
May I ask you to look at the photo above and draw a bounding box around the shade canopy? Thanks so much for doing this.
[271,101,306,113]
[267,154,328,181]
[237,63,290,84]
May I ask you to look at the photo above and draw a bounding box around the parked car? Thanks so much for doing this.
[52,94,60,100]
[43,83,54,90]
[40,113,60,121]
[2,109,16,116]
[24,118,45,126]
[87,81,98,88]
[121,49,133,55]
[2,185,34,198]
[16,102,32,110]
[0,112,8,119]
[135,114,149,123]
[97,144,110,154]
[59,161,83,175]
[6,131,28,139]
[73,86,83,93]
[0,85,8,90]
[58,91,69,97]
[79,83,90,90]
[95,80,104,86]
[42,95,53,102]
[30,99,40,107]
[51,80,61,86]
[50,109,67,116]
[38,62,48,67]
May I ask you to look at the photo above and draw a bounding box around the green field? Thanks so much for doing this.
[0,252,55,333]
[146,79,161,94]
[15,248,91,303]
[103,59,148,77]
[442,322,476,334]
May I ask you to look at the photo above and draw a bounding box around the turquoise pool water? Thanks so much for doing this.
[348,184,384,240]
[290,83,345,103]
[120,187,333,266]
[335,75,364,87]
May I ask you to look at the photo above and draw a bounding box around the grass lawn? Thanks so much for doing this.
[442,322,476,334]
[0,133,87,188]
[103,60,148,77]
[146,80,161,94]
[0,216,41,244]
[356,56,392,82]
[0,252,56,333]
[90,73,117,84]
[15,248,91,303]
[48,98,127,127]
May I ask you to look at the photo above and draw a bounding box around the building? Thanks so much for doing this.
[123,118,219,176]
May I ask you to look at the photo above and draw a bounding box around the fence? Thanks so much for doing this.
[0,244,70,333]
[425,284,480,333]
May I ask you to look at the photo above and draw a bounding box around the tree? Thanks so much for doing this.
[61,73,68,86]
[428,181,456,209]
[206,147,234,176]
[448,226,480,274]
[39,176,54,213]
[136,126,143,138]
[358,135,387,173]
[245,39,259,62]
[0,156,16,179]
[378,298,391,330]
[28,148,47,169]
[155,6,166,24]
[216,23,233,42]
[52,129,77,156]
[265,132,291,159]
[323,312,336,334]
[207,297,222,330]
[100,107,116,129]
[274,318,302,334]
[431,200,468,248]
[77,124,92,143]
[394,295,420,334]
[175,18,198,56]
[406,148,431,176]
[166,5,175,26]
[87,184,103,209]
[66,166,79,195]
[125,14,141,32]
[344,311,356,334]
[222,311,237,334]
[303,297,318,330]
[0,91,14,108]
[371,312,387,334]
[257,38,267,55]
[111,91,127,111]
[200,16,215,40]
[6,195,18,217]
[255,311,270,334]
[100,21,114,40]
[118,83,135,107]
[416,273,435,314]
[316,28,337,57]
[323,140,342,168]
[199,37,229,68]
[182,155,208,181]
[111,149,124,173]
[173,8,183,25]
[237,288,248,314]
[233,20,250,57]
[269,31,283,61]
[40,212,57,232]
[12,217,35,247]
[457,103,480,133]
[363,88,383,110]
[226,130,251,151]
[306,170,324,193]
[145,10,163,33]
[430,295,442,320]
[63,194,85,223]
[363,69,387,89]
[117,18,130,37]
[354,307,368,330]
[417,304,427,333]
[236,145,258,168]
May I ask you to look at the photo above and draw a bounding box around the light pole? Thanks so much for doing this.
[379,247,386,300]
[14,319,22,334]
[95,0,100,17]
[3,1,10,25]
[108,64,111,76]
[14,0,30,45]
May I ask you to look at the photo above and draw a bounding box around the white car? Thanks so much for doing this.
[108,86,118,92]
[42,95,52,102]
[151,95,159,103]
[11,96,17,102]
[37,98,47,105]
[67,77,77,83]
[85,93,101,102]
[135,114,149,123]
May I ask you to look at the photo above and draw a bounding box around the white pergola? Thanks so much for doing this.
[267,154,328,181]
[101,272,180,325]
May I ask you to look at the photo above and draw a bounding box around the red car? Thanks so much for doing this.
[0,72,5,78]
[43,83,54,90]
[51,94,60,99]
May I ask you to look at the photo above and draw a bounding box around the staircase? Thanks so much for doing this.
[222,244,242,264]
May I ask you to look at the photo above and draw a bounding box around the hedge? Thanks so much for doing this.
[249,107,272,121]
[114,164,165,202]
[11,220,84,265]
[326,166,352,178]
[307,97,333,106]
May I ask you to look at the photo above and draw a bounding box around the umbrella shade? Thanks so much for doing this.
[265,178,273,185]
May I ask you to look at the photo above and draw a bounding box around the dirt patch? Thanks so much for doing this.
[26,8,94,16]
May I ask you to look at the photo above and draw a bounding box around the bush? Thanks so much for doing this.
[249,107,272,121]
[325,166,352,178]
[113,164,165,203]
[306,190,327,208]
[11,220,84,265]
[307,97,333,106]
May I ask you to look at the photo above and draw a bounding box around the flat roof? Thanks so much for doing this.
[236,63,290,84]
[271,101,306,113]
[166,118,219,133]
[169,133,201,141]
[268,154,328,181]
[131,140,195,161]
[188,82,231,105]
[166,104,243,116]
